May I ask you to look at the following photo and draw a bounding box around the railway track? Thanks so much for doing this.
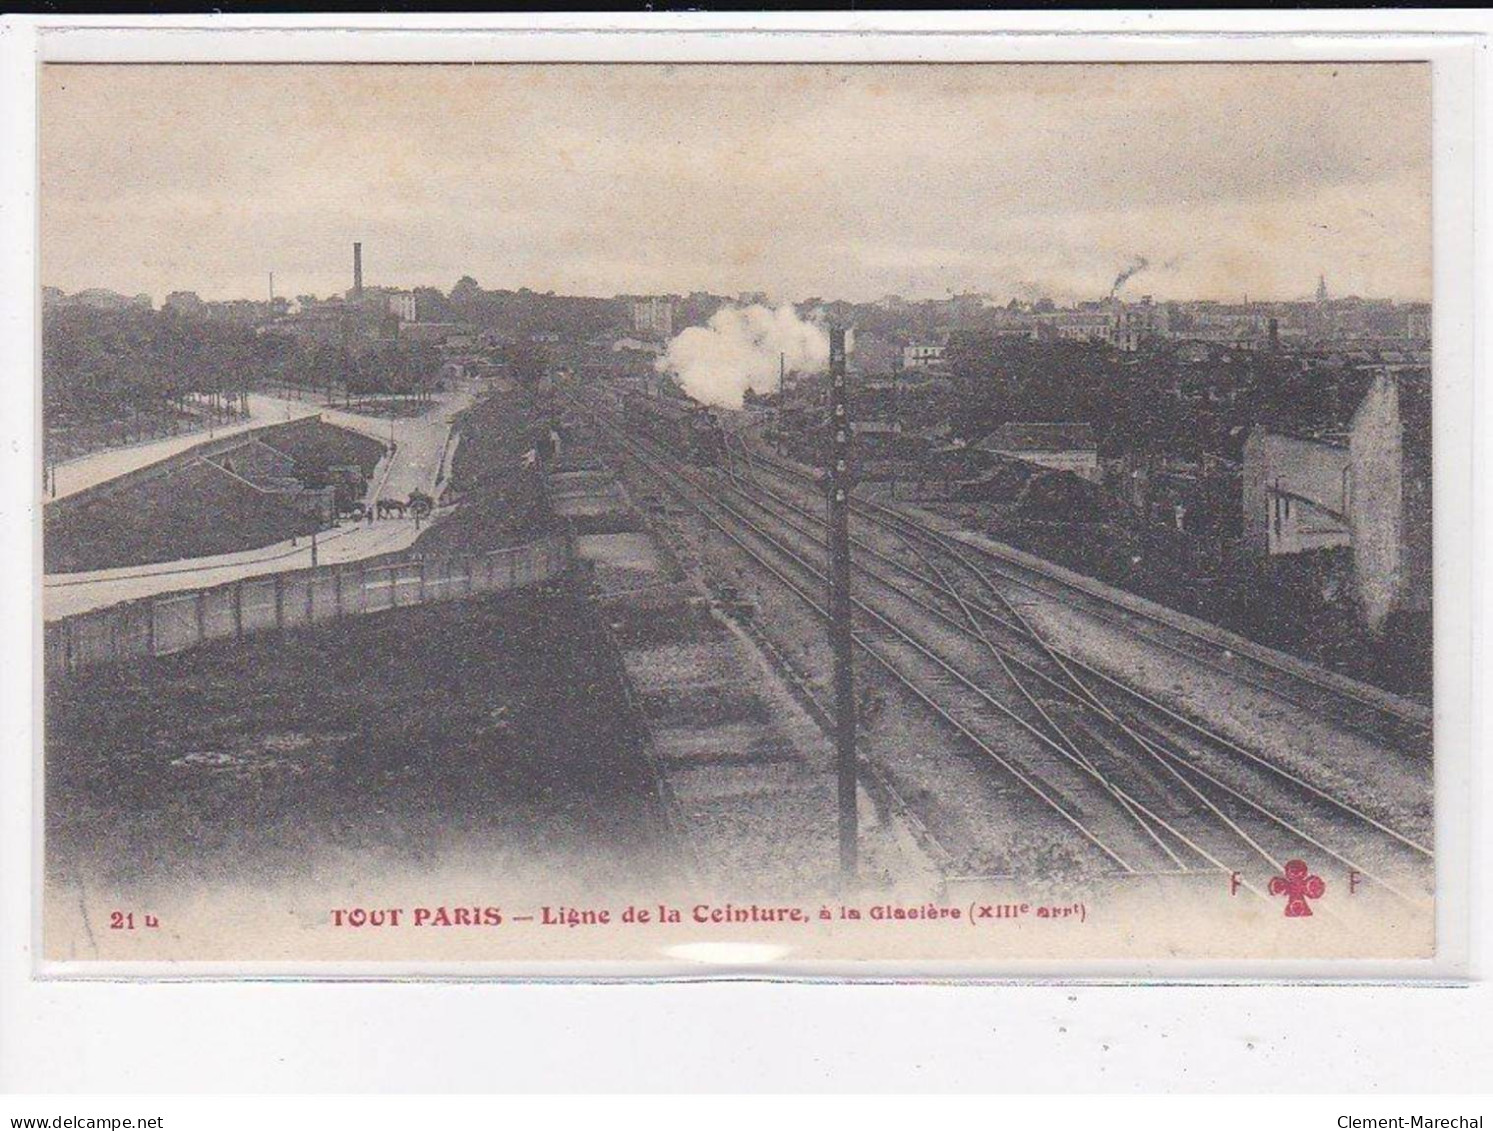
[740,442,1434,754]
[618,421,1188,881]
[578,395,1433,906]
[726,439,1433,837]
[722,436,1432,899]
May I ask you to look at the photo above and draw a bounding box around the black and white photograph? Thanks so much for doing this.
[37,59,1444,967]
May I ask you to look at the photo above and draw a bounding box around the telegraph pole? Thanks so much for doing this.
[826,326,858,882]
[890,357,901,501]
[777,351,786,456]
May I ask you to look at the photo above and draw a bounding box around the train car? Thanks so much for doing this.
[689,409,726,467]
[623,392,725,467]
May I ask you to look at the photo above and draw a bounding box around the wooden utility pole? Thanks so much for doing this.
[826,326,858,882]
[890,357,901,501]
[777,351,786,456]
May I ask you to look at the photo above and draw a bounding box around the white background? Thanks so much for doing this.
[1,11,1488,1094]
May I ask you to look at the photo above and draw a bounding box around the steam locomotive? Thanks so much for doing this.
[622,392,726,467]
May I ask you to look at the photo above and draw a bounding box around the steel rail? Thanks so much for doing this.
[610,422,1326,892]
[590,416,1143,876]
[733,448,1434,860]
[750,444,1432,744]
[719,450,1429,904]
[910,541,1192,870]
[662,437,1308,897]
[655,461,959,875]
[909,528,1423,903]
[715,450,1422,905]
[671,428,1432,903]
[581,396,1429,904]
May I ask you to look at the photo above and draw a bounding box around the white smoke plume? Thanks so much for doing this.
[657,304,831,409]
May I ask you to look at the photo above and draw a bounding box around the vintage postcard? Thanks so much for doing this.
[37,60,1451,973]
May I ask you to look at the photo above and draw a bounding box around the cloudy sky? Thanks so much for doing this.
[41,63,1431,305]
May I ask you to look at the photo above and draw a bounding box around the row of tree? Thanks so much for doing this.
[272,339,444,405]
[44,307,450,429]
[43,306,269,425]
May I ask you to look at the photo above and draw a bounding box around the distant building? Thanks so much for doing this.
[349,286,396,313]
[1111,296,1160,352]
[386,290,417,323]
[1242,373,1431,633]
[630,296,675,340]
[1405,306,1431,343]
[901,343,947,370]
[281,297,349,347]
[281,292,393,350]
[975,422,1100,482]
[1031,309,1113,345]
[1348,372,1431,633]
[1242,429,1352,557]
[1187,304,1270,345]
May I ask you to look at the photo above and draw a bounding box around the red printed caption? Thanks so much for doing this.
[327,901,1090,929]
[108,911,160,930]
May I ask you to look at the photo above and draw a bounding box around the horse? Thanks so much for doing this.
[376,498,407,519]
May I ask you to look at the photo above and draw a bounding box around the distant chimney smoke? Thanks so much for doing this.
[353,242,364,299]
[1109,255,1149,298]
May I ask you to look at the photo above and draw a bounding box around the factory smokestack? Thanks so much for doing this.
[353,242,363,300]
